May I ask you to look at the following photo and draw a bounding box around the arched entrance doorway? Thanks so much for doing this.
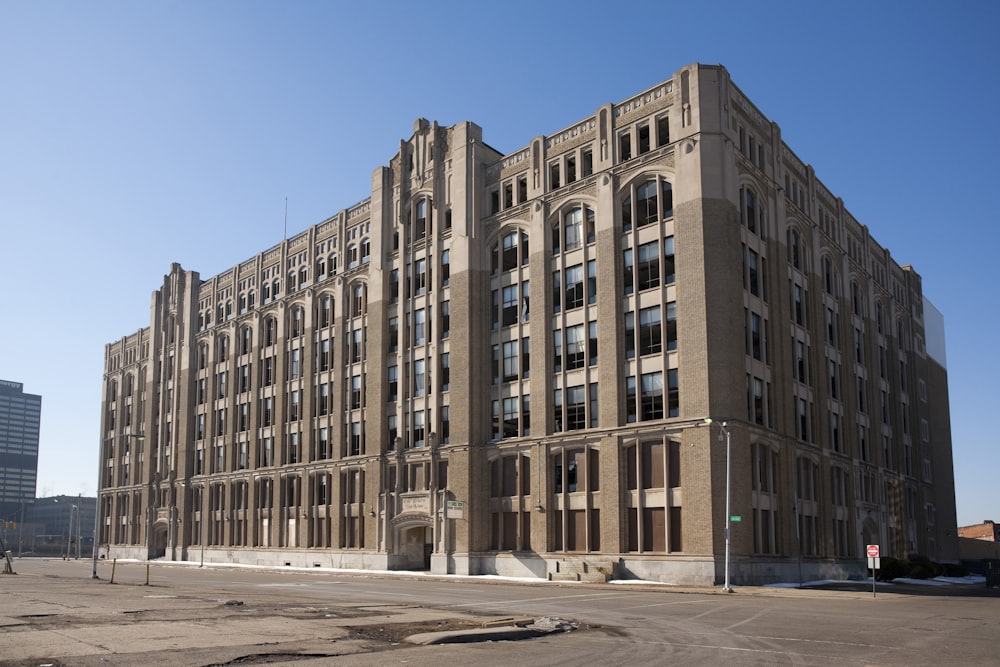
[149,521,168,559]
[392,518,433,571]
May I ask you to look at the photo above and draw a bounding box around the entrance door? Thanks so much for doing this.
[150,523,168,559]
[401,526,431,570]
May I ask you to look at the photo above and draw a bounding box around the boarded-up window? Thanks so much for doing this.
[627,508,639,551]
[589,449,600,492]
[502,512,518,550]
[642,442,664,489]
[568,509,587,551]
[642,507,666,552]
[503,456,518,496]
[668,441,681,488]
[590,509,600,551]
[626,445,638,490]
[669,507,682,551]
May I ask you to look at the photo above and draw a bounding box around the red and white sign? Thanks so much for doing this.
[866,544,880,558]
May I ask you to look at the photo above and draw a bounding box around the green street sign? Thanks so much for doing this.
[730,515,742,522]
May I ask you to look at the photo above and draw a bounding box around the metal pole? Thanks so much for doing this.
[65,504,73,559]
[73,505,80,559]
[724,424,732,593]
[199,483,206,567]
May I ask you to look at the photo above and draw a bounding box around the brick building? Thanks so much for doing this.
[99,63,957,585]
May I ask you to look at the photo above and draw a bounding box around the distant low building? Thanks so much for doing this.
[958,520,999,542]
[957,520,999,563]
[23,496,97,557]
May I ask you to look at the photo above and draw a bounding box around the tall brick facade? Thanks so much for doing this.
[99,64,957,585]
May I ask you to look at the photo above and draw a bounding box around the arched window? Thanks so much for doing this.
[347,244,358,269]
[360,238,371,264]
[741,185,765,237]
[787,228,802,269]
[240,326,252,355]
[492,230,530,273]
[621,178,673,231]
[290,307,304,338]
[319,294,333,327]
[414,198,430,239]
[822,257,838,296]
[264,317,277,347]
[552,207,594,255]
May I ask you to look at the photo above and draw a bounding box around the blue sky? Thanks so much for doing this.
[1,1,997,527]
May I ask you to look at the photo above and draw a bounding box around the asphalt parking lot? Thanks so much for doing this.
[2,558,997,666]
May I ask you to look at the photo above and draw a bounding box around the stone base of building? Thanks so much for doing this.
[103,544,868,587]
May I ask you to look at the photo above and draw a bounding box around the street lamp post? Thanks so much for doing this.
[705,418,734,593]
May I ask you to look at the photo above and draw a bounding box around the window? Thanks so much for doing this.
[620,132,631,161]
[663,236,675,285]
[441,250,450,286]
[440,353,450,391]
[665,302,677,350]
[637,124,650,154]
[412,258,427,296]
[656,115,670,147]
[319,339,330,372]
[441,300,450,338]
[413,359,425,397]
[565,324,585,369]
[502,341,519,382]
[565,385,587,431]
[318,382,330,415]
[262,396,273,427]
[352,284,365,317]
[350,375,362,409]
[639,306,661,356]
[349,421,362,456]
[741,186,762,236]
[747,249,760,296]
[641,372,663,421]
[792,283,805,326]
[415,199,428,239]
[788,228,802,269]
[388,365,398,401]
[411,410,425,448]
[749,312,762,360]
[502,285,519,327]
[564,264,584,310]
[494,230,529,273]
[319,295,332,327]
[388,317,398,353]
[413,308,426,346]
[637,241,660,290]
[751,377,764,425]
[622,178,673,230]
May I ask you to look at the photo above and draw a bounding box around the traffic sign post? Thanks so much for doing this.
[866,545,880,598]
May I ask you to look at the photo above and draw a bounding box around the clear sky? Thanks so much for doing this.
[2,1,997,527]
